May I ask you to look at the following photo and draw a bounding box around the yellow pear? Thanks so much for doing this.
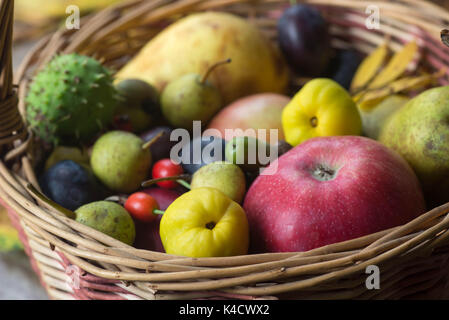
[116,12,289,104]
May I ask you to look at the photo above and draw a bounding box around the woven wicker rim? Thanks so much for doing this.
[1,0,449,300]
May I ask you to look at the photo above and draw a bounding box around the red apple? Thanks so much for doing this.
[206,93,290,142]
[243,136,426,253]
[133,187,183,252]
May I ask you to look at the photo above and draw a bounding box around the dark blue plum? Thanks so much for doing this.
[141,126,177,164]
[328,49,363,90]
[39,160,103,211]
[277,4,332,77]
[177,135,227,174]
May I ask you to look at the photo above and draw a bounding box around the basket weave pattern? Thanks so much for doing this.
[2,0,449,300]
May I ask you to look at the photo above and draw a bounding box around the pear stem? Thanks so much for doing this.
[200,58,232,85]
[141,174,191,188]
[176,179,192,190]
[142,131,164,151]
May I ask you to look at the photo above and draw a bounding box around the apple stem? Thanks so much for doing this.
[312,164,337,182]
[141,174,191,188]
[200,58,232,85]
[153,209,165,215]
[142,131,164,151]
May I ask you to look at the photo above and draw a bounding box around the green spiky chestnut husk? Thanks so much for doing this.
[26,53,119,145]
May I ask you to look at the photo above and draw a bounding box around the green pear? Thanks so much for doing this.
[225,136,293,173]
[75,201,135,245]
[359,95,409,140]
[90,131,152,193]
[191,161,246,203]
[378,86,449,207]
[161,60,231,131]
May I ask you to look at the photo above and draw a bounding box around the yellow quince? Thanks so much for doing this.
[282,78,362,146]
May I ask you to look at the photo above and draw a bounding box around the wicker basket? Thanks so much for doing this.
[2,0,449,300]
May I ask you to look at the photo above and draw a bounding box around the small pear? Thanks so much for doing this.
[190,161,246,203]
[90,131,152,193]
[225,136,271,172]
[225,136,292,172]
[161,59,231,131]
[75,201,135,245]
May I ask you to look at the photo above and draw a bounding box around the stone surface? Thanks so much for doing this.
[0,251,48,300]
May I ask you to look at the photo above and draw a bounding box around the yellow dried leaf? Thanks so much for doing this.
[357,97,386,111]
[350,42,389,94]
[357,70,444,110]
[352,91,365,104]
[367,40,418,90]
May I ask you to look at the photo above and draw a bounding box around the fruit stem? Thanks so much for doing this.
[311,164,337,182]
[26,183,76,219]
[176,179,192,190]
[142,131,164,151]
[141,174,191,188]
[153,209,165,215]
[200,58,232,85]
